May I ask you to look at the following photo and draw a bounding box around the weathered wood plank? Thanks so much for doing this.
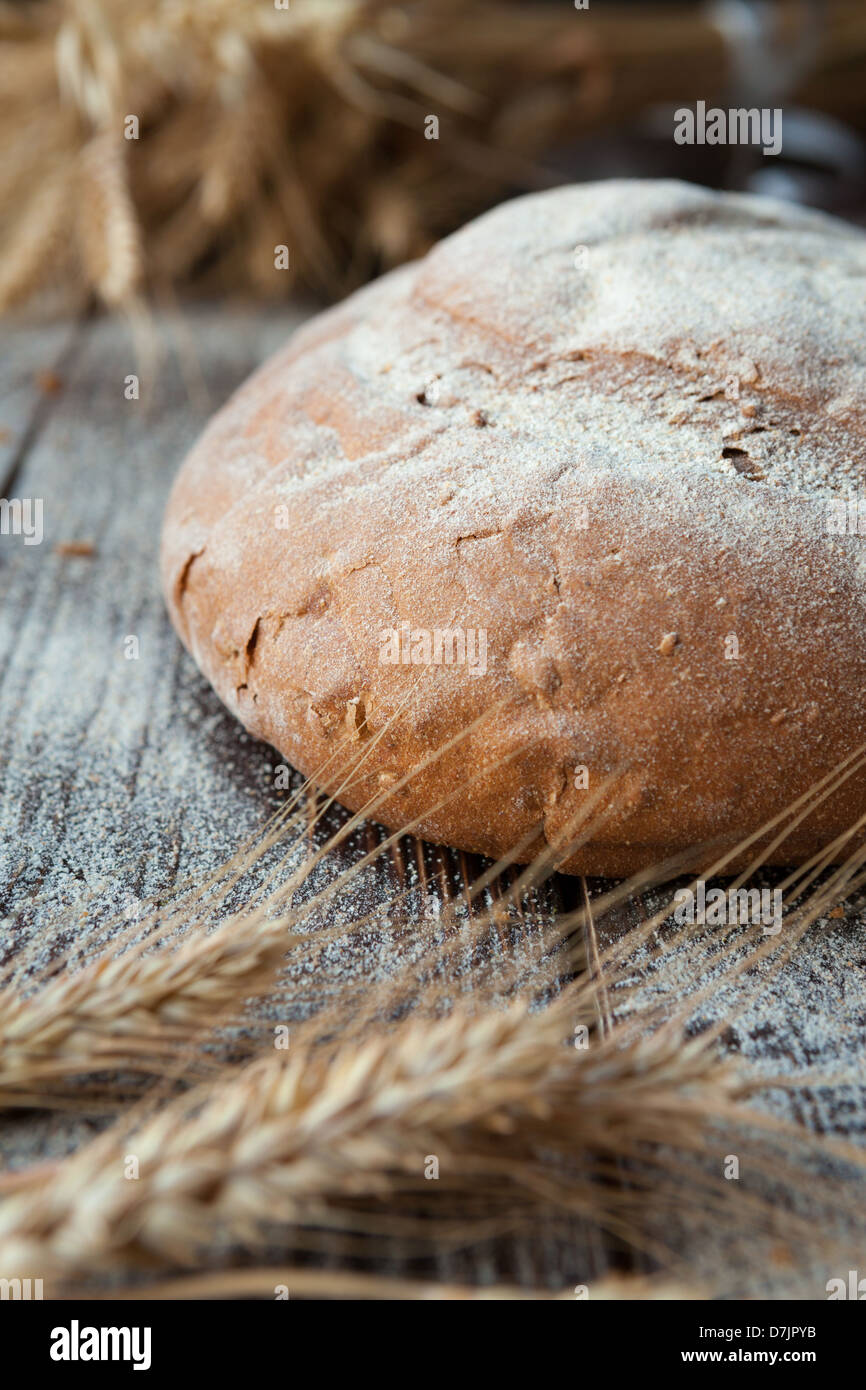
[0,317,83,494]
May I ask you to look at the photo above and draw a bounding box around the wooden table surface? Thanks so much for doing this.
[2,304,865,1297]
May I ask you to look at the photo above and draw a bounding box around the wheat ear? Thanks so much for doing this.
[0,998,736,1285]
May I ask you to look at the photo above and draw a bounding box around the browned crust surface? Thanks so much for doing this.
[161,180,866,874]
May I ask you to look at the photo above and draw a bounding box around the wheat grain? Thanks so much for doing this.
[77,131,143,306]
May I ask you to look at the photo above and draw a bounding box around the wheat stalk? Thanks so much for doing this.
[0,813,367,1102]
[2,712,865,1291]
[76,131,143,305]
[0,996,739,1286]
[2,818,864,1293]
[3,986,863,1296]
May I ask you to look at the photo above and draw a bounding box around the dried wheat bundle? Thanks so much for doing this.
[3,0,866,315]
[0,0,601,312]
[0,997,743,1286]
[1,983,863,1297]
[0,863,861,1295]
[3,713,866,1293]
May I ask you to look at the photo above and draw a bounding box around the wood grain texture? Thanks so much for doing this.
[1,306,864,1297]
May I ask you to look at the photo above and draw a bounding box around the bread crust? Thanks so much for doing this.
[161,180,866,874]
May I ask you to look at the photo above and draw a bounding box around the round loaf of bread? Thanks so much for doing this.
[161,179,866,876]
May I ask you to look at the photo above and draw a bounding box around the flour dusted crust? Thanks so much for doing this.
[161,180,866,875]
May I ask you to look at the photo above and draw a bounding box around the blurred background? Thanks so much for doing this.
[2,0,866,317]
